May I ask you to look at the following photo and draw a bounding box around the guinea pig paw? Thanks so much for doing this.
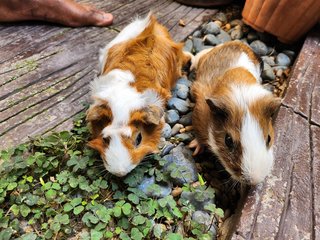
[188,139,203,156]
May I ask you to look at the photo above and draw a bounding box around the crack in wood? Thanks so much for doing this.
[281,103,320,128]
[275,159,294,239]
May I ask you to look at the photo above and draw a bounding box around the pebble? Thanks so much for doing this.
[171,123,184,136]
[213,20,222,27]
[204,22,221,35]
[176,77,192,88]
[171,187,183,197]
[261,63,275,80]
[192,30,202,38]
[192,37,204,53]
[160,142,175,156]
[282,50,295,59]
[138,176,172,198]
[246,32,259,43]
[204,34,220,46]
[179,112,192,126]
[165,110,180,125]
[199,45,213,52]
[272,66,289,71]
[167,98,190,114]
[175,133,193,143]
[276,53,291,66]
[161,123,172,139]
[261,56,275,66]
[173,83,189,100]
[229,19,243,27]
[276,69,283,77]
[216,30,231,43]
[230,28,243,40]
[249,40,268,56]
[213,12,227,23]
[163,145,198,186]
[183,39,193,53]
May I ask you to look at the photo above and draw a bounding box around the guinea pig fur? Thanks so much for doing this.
[86,13,191,177]
[190,41,281,185]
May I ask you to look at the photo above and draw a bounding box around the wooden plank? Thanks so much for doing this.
[312,125,320,240]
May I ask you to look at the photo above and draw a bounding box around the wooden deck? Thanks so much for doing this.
[0,0,216,150]
[233,25,320,240]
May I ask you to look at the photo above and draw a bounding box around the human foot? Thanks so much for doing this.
[0,0,113,27]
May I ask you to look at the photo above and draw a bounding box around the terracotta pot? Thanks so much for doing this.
[242,0,320,43]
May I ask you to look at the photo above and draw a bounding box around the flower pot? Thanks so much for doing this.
[242,0,320,43]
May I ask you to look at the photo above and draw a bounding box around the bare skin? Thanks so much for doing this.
[0,0,113,27]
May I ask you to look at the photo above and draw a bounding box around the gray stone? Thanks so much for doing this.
[173,83,189,100]
[261,56,275,66]
[175,133,193,143]
[216,30,231,43]
[204,34,220,46]
[230,28,243,40]
[192,37,204,53]
[204,22,221,35]
[229,19,244,27]
[160,142,175,157]
[176,77,192,88]
[179,112,192,126]
[267,47,275,55]
[192,30,202,38]
[167,98,190,114]
[183,39,193,53]
[282,50,295,59]
[247,32,259,43]
[192,211,217,237]
[276,53,291,66]
[261,64,275,80]
[138,176,172,198]
[165,109,180,125]
[180,191,215,211]
[249,40,268,56]
[171,123,184,136]
[272,66,288,71]
[161,123,172,139]
[163,145,198,186]
[213,12,227,23]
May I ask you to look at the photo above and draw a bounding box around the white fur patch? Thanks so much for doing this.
[99,13,151,73]
[230,84,272,109]
[90,69,163,175]
[234,52,261,82]
[104,135,137,177]
[240,113,274,184]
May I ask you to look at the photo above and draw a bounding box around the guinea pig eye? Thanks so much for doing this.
[135,133,142,147]
[266,134,271,147]
[225,134,234,150]
[102,136,111,145]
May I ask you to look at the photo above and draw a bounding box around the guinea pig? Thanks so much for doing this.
[190,41,281,185]
[86,13,191,177]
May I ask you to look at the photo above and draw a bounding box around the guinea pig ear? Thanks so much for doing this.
[264,97,282,119]
[86,102,112,122]
[87,138,104,153]
[205,98,229,121]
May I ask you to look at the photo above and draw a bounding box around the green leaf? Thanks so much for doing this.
[11,204,20,216]
[19,232,37,240]
[45,189,57,200]
[115,227,122,235]
[59,214,70,225]
[153,224,164,239]
[128,193,139,204]
[104,231,113,238]
[90,229,103,240]
[70,197,82,207]
[51,182,61,190]
[132,215,146,225]
[198,173,206,185]
[165,233,183,240]
[204,203,216,213]
[73,205,84,215]
[20,204,31,217]
[215,208,224,218]
[113,206,122,217]
[96,207,111,223]
[172,207,183,218]
[7,182,17,191]
[63,203,73,212]
[158,198,167,208]
[131,228,143,240]
[0,228,13,240]
[119,232,130,240]
[122,203,131,216]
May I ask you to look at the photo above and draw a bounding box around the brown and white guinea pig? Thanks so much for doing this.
[190,41,281,185]
[86,13,191,177]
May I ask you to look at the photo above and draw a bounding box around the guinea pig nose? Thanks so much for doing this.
[113,171,127,177]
